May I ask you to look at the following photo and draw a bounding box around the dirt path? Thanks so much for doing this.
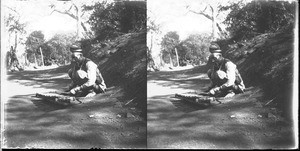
[147,65,295,149]
[2,66,146,149]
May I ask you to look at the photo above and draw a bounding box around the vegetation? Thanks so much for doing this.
[4,11,27,70]
[216,1,296,118]
[178,33,212,66]
[43,33,77,65]
[84,0,146,41]
[160,31,180,67]
[158,32,213,67]
[222,0,296,41]
[25,31,46,66]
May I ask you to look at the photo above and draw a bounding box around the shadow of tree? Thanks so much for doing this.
[148,65,211,93]
[147,66,295,149]
[148,92,294,148]
[3,66,147,149]
[169,99,209,113]
[6,66,71,90]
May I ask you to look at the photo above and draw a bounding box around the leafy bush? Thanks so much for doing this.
[222,0,296,41]
[85,1,146,41]
[177,33,212,66]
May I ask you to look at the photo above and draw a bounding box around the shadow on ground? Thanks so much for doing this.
[147,65,295,149]
[3,66,146,149]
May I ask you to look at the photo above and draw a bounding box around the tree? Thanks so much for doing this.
[85,0,146,41]
[147,16,161,70]
[161,31,180,67]
[45,32,77,65]
[222,0,296,41]
[25,31,46,66]
[5,14,26,51]
[4,8,27,70]
[179,33,212,65]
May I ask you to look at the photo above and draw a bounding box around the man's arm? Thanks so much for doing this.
[70,61,106,95]
[78,61,97,91]
[221,61,236,88]
[96,69,106,86]
[209,61,236,95]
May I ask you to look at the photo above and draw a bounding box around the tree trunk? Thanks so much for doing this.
[169,53,173,67]
[39,47,44,66]
[150,33,153,51]
[76,10,80,39]
[174,47,179,67]
[75,3,82,39]
[14,31,18,51]
[34,53,37,67]
[25,53,28,66]
[211,6,217,40]
[159,53,164,67]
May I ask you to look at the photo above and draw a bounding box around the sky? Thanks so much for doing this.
[147,0,232,58]
[2,0,78,40]
[1,0,105,42]
[148,0,213,40]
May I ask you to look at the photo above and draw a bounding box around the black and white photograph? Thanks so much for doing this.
[147,0,298,149]
[1,0,298,150]
[1,0,146,149]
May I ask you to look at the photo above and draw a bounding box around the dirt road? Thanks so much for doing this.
[2,66,146,149]
[147,65,295,149]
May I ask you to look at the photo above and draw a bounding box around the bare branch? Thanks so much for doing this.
[72,3,79,12]
[3,5,21,18]
[203,6,208,12]
[81,22,87,32]
[81,11,86,18]
[216,23,222,32]
[51,9,77,20]
[67,5,73,12]
[188,9,212,20]
[209,5,214,12]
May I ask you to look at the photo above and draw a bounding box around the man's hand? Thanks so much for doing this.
[70,89,76,95]
[85,91,96,98]
[70,86,81,95]
[209,87,221,95]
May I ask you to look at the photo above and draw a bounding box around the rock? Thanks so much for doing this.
[127,113,135,118]
[114,102,123,108]
[268,113,276,119]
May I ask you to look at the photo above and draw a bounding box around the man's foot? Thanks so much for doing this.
[85,91,96,98]
[224,92,235,98]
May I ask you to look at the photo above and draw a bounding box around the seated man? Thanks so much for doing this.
[205,43,245,98]
[66,44,107,97]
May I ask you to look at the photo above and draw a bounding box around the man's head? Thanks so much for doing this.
[209,43,223,63]
[70,45,84,63]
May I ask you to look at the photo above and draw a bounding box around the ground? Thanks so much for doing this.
[147,65,295,149]
[2,65,146,149]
